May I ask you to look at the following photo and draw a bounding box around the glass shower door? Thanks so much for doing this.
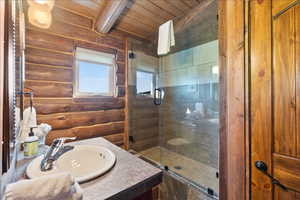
[158,40,219,196]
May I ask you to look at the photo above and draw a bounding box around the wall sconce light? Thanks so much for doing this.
[27,0,55,29]
[28,6,52,29]
[27,0,55,10]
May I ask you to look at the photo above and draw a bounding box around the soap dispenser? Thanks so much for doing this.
[24,127,39,157]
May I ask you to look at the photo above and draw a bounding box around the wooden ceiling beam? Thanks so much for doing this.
[95,0,129,33]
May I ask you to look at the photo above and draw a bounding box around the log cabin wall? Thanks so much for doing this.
[24,4,127,147]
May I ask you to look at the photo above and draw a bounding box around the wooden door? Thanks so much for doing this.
[251,0,300,199]
[272,3,300,199]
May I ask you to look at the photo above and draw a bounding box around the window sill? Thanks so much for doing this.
[73,96,119,103]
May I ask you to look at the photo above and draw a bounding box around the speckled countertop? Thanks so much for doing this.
[67,137,162,200]
[16,137,162,200]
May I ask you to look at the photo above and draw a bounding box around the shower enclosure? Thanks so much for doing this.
[128,1,219,198]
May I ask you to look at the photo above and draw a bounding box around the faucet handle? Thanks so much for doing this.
[54,137,76,144]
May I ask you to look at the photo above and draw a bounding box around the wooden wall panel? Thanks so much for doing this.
[25,80,73,98]
[25,98,125,114]
[26,19,125,51]
[46,121,125,144]
[38,109,125,130]
[25,64,73,82]
[51,6,93,29]
[26,29,74,53]
[25,47,73,67]
[25,5,127,147]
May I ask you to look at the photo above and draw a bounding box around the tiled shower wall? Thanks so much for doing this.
[159,40,219,169]
[159,40,218,88]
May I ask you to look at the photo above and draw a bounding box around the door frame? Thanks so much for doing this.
[219,0,249,199]
[0,0,7,175]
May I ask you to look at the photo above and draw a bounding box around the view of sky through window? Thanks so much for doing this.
[78,61,110,93]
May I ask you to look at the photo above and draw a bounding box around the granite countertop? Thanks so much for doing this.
[15,137,162,200]
[68,137,162,200]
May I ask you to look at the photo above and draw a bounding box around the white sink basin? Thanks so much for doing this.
[26,145,116,183]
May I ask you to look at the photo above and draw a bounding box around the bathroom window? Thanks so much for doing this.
[74,47,116,97]
[136,70,155,96]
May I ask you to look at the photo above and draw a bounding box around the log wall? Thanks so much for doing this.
[24,5,127,147]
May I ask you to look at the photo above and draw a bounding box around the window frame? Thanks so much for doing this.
[135,69,156,97]
[73,48,116,98]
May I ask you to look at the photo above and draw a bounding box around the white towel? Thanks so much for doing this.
[19,107,37,141]
[157,20,175,56]
[3,173,83,200]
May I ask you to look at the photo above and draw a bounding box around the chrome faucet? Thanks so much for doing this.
[40,137,76,171]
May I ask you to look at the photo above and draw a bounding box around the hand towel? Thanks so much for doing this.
[19,107,37,141]
[157,20,175,56]
[3,173,83,200]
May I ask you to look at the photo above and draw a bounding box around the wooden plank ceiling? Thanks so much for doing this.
[55,0,203,40]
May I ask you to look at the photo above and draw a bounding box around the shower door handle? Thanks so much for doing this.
[255,161,288,191]
[154,88,162,105]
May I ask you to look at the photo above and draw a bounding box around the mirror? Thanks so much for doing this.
[2,0,25,174]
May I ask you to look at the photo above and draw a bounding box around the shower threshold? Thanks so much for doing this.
[134,146,219,199]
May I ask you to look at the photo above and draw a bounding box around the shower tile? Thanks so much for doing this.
[193,40,218,65]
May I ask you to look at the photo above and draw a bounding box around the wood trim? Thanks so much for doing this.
[250,0,273,199]
[244,1,250,199]
[124,38,129,150]
[0,0,6,175]
[272,0,300,17]
[219,0,246,199]
[296,4,300,158]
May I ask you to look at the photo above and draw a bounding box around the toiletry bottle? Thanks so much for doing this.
[24,127,39,157]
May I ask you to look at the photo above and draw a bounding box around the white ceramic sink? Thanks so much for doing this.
[26,145,116,183]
